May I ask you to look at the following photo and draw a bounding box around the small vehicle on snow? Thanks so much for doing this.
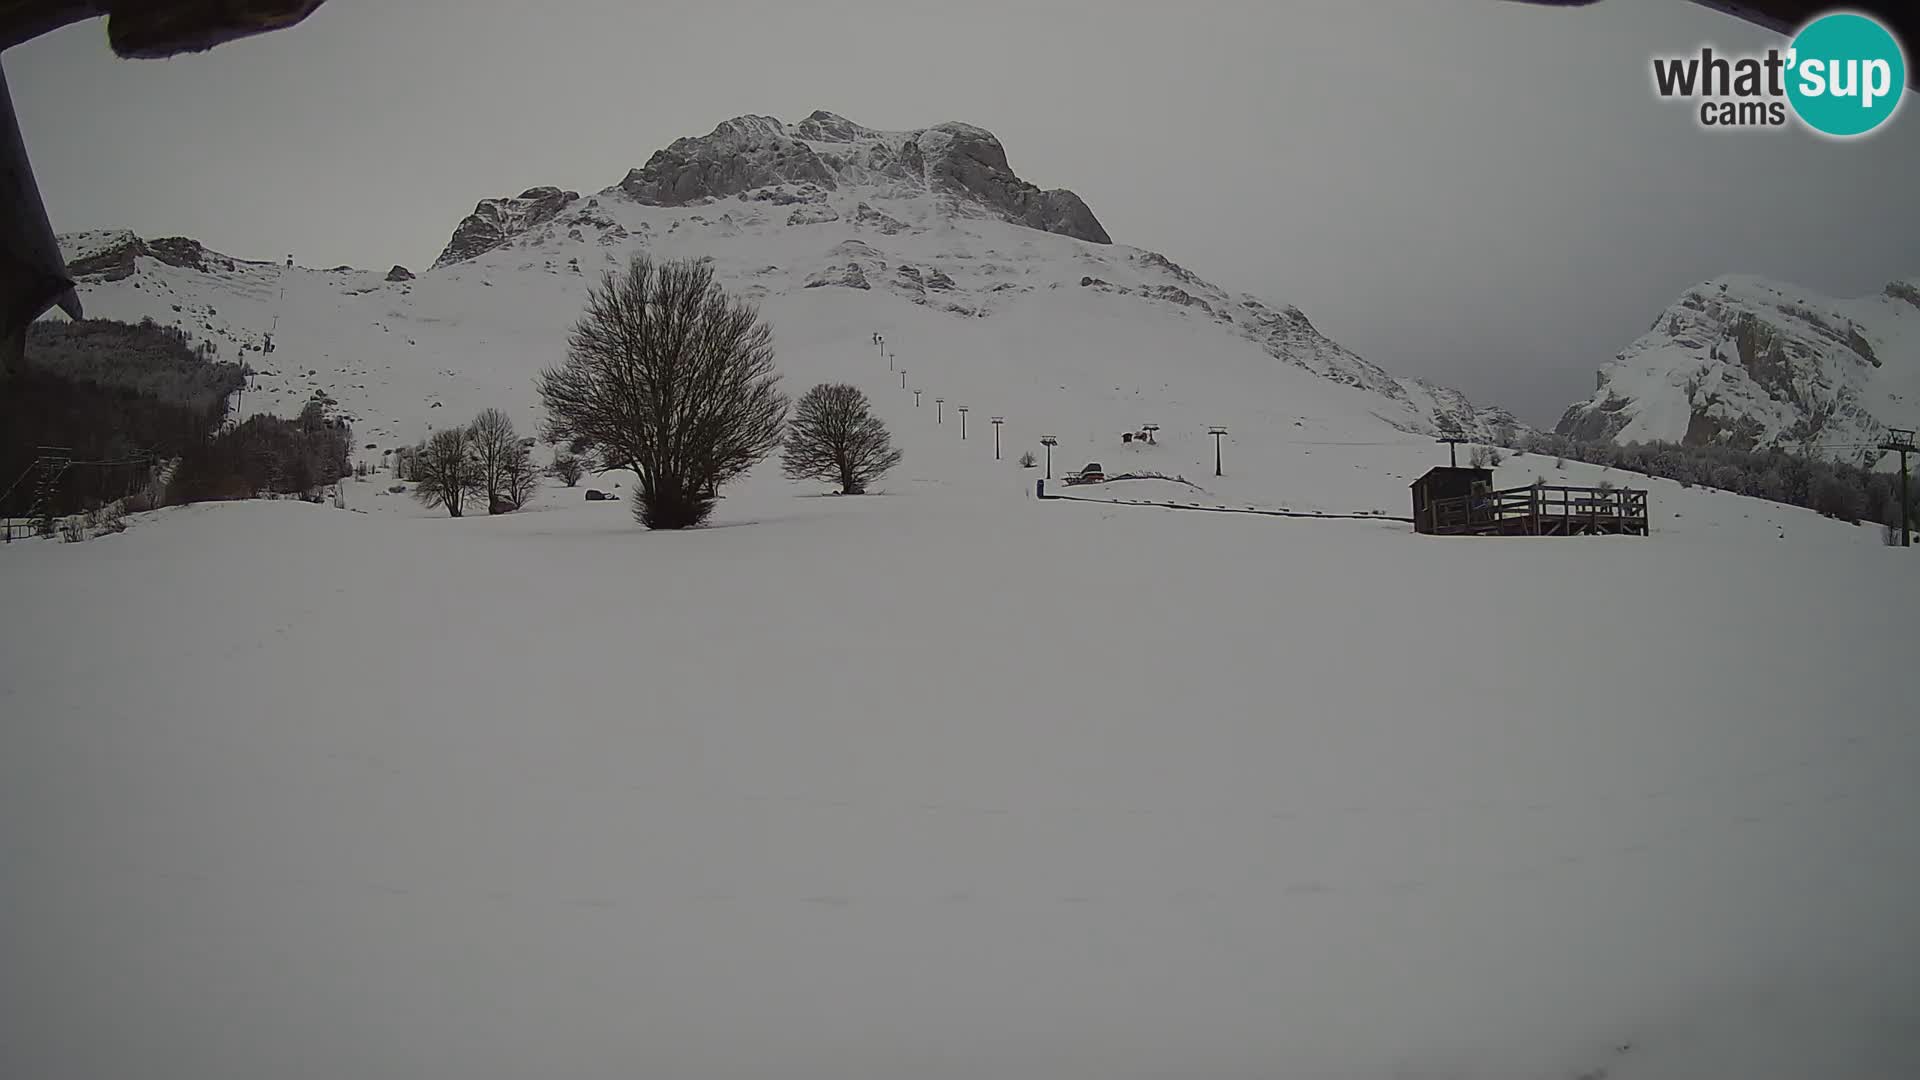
[1064,463,1105,485]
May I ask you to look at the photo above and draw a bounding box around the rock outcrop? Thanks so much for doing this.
[619,115,837,205]
[433,186,578,269]
[62,231,240,279]
[386,264,415,282]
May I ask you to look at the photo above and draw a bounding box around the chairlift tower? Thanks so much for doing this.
[1881,428,1916,547]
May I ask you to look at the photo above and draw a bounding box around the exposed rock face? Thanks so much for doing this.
[805,263,870,290]
[916,122,1111,244]
[386,265,415,282]
[1557,275,1919,463]
[853,202,907,234]
[613,111,1110,244]
[65,231,145,280]
[63,232,237,278]
[620,116,837,205]
[433,186,579,269]
[147,237,234,273]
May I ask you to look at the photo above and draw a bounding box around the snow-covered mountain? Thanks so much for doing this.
[52,110,1519,458]
[1557,275,1920,465]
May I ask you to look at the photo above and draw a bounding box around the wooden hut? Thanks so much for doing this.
[1410,467,1492,535]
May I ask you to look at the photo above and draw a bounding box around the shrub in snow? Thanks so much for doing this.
[548,453,585,487]
[58,516,87,542]
[387,484,407,495]
[781,383,902,495]
[539,255,787,529]
[1018,451,1038,468]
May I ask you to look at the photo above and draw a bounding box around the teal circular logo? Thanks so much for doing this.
[1786,13,1906,137]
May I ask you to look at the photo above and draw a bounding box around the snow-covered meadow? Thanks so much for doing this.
[4,464,1917,1080]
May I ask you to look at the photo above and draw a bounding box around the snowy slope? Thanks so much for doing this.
[51,111,1521,486]
[1559,275,1920,465]
[3,484,1917,1080]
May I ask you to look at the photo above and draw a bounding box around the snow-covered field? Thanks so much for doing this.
[4,466,1918,1080]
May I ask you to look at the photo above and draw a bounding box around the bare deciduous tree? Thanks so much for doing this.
[410,427,482,517]
[781,383,903,495]
[538,255,788,529]
[548,452,585,487]
[501,440,540,510]
[469,408,524,514]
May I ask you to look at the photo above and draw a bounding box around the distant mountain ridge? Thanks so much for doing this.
[55,110,1522,449]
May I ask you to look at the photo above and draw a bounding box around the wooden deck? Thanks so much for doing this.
[1424,484,1648,537]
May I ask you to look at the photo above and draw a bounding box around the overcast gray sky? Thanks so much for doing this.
[8,0,1918,424]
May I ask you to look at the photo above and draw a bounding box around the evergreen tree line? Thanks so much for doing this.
[1511,431,1917,533]
[168,397,355,505]
[27,318,246,412]
[4,319,248,517]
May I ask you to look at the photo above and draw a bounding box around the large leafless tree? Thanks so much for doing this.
[537,255,788,529]
[781,383,903,495]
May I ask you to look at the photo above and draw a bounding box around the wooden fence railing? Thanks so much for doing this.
[1429,484,1648,536]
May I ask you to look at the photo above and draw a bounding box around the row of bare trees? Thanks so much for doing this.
[403,407,541,517]
[537,255,902,529]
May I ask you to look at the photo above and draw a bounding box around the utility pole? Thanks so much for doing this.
[889,351,895,372]
[1040,435,1057,478]
[914,390,921,407]
[1208,426,1228,477]
[1882,428,1915,547]
[1438,435,1467,468]
[1142,422,1159,446]
[901,370,907,389]
[958,406,969,440]
[991,416,1004,460]
[936,397,944,424]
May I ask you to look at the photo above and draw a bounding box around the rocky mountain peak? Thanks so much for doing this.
[1556,274,1919,462]
[433,186,580,269]
[615,112,1110,245]
[792,110,868,143]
